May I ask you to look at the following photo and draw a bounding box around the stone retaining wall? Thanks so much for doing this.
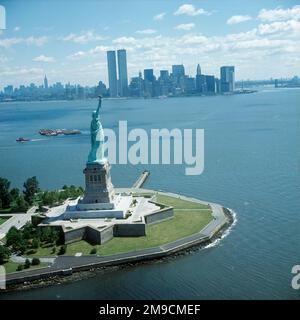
[114,223,146,236]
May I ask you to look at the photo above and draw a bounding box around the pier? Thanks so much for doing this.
[132,170,150,188]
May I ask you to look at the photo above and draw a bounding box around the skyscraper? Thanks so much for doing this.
[144,69,154,82]
[172,65,185,78]
[107,51,118,97]
[143,69,155,97]
[220,66,235,93]
[205,75,215,93]
[117,49,128,97]
[44,75,48,89]
[196,64,201,76]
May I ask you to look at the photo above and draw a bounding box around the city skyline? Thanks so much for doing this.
[0,1,300,90]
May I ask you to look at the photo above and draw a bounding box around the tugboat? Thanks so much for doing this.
[16,137,30,142]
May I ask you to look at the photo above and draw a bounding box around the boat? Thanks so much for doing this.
[16,137,30,142]
[39,128,81,136]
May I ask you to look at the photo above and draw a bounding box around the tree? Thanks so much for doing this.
[10,188,20,201]
[10,195,28,213]
[22,222,34,239]
[31,258,40,266]
[90,247,97,255]
[23,176,39,205]
[24,259,31,269]
[16,264,24,271]
[58,245,67,255]
[31,238,40,249]
[6,227,27,254]
[0,245,10,264]
[6,227,21,247]
[0,177,12,209]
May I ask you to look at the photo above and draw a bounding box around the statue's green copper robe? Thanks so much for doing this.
[87,97,105,164]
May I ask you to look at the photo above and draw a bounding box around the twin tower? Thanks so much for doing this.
[107,49,128,97]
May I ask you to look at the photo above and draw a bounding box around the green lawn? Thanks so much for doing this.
[26,242,56,257]
[155,194,210,209]
[0,261,49,274]
[63,208,213,256]
[0,216,11,225]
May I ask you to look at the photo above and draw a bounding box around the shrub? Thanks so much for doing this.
[58,245,67,255]
[31,238,40,249]
[31,258,40,266]
[90,247,97,255]
[51,246,56,254]
[24,259,31,269]
[16,264,24,271]
[0,245,10,264]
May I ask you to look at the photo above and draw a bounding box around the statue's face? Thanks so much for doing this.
[92,111,97,118]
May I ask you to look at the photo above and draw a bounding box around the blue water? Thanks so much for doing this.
[0,88,299,299]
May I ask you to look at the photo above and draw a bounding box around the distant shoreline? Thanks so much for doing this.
[0,90,259,104]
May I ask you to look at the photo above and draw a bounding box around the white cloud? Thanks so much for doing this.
[112,36,137,45]
[67,51,86,60]
[174,23,195,31]
[0,36,47,48]
[153,12,166,21]
[258,20,300,35]
[14,26,20,32]
[136,29,157,35]
[258,5,300,22]
[227,15,252,25]
[67,45,110,60]
[61,31,105,44]
[1,67,43,77]
[174,4,210,16]
[33,54,55,62]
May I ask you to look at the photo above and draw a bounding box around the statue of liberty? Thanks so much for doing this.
[87,96,105,164]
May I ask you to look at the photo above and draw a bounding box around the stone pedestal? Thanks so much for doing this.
[78,160,115,210]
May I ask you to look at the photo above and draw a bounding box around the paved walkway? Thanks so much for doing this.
[0,206,38,240]
[10,255,56,264]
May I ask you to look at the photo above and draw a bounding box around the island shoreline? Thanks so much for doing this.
[2,207,235,293]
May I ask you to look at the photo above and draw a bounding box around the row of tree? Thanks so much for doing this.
[0,176,39,212]
[39,185,84,207]
[4,223,61,255]
[0,176,84,212]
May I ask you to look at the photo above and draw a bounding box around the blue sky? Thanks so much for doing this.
[0,0,299,89]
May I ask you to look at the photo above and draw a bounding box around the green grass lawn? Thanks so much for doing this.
[26,242,56,257]
[155,194,210,209]
[63,208,213,256]
[0,216,11,225]
[1,261,49,274]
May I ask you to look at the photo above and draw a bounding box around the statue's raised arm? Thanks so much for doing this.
[96,95,102,116]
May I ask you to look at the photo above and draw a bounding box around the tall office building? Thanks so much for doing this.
[159,70,169,81]
[117,49,128,97]
[144,69,155,82]
[220,66,235,93]
[172,64,185,78]
[107,51,118,97]
[44,75,48,90]
[196,64,201,76]
[143,69,155,97]
[205,75,215,93]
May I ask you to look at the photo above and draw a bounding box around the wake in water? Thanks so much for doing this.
[204,209,238,249]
